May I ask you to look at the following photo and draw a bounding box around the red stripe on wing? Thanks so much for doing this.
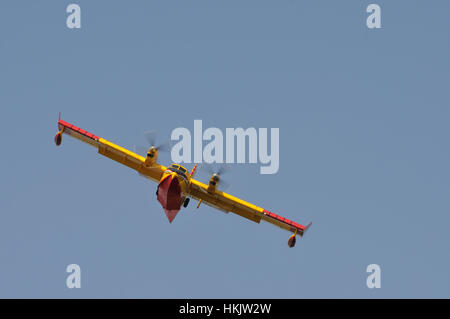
[58,119,100,141]
[263,209,306,231]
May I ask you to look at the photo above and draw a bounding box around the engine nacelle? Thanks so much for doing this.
[207,173,220,193]
[144,147,158,167]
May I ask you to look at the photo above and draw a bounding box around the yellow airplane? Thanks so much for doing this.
[54,117,312,247]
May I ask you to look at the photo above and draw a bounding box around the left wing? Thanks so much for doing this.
[188,179,312,239]
[56,119,166,182]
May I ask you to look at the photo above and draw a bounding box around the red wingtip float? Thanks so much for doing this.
[54,117,312,247]
[54,113,63,146]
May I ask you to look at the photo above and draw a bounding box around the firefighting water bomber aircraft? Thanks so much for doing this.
[54,117,312,247]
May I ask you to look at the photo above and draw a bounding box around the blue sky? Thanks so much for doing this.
[0,1,449,298]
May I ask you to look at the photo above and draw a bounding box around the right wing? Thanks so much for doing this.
[56,119,166,182]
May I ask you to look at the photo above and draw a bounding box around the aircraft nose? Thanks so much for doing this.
[157,174,182,222]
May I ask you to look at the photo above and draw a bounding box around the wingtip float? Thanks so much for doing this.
[54,117,312,248]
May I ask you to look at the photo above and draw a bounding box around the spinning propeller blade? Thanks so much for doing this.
[199,163,232,191]
[133,130,171,156]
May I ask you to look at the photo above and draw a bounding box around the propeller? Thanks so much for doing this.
[133,130,171,156]
[144,130,171,152]
[198,162,231,191]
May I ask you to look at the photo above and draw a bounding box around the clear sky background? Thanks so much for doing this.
[0,1,449,298]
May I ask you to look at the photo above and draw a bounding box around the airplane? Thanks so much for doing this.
[54,117,312,247]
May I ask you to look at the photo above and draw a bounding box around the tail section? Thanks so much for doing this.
[190,164,198,178]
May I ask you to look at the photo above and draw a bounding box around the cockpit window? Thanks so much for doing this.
[167,164,188,179]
